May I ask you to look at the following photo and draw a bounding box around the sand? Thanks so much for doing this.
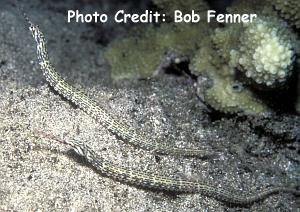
[0,0,299,211]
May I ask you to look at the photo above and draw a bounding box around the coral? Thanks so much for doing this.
[190,45,216,75]
[229,0,300,28]
[204,74,267,115]
[191,31,268,115]
[105,23,212,80]
[153,0,208,18]
[270,0,300,28]
[213,16,297,87]
[158,23,212,55]
[191,16,294,114]
[104,26,164,80]
[192,12,298,114]
[231,17,296,87]
[105,0,300,115]
[211,25,240,65]
[191,50,268,115]
[227,0,273,16]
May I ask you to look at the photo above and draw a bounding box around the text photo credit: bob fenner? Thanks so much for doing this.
[67,9,257,24]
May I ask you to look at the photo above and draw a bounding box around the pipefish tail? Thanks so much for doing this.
[39,131,300,206]
[24,13,212,158]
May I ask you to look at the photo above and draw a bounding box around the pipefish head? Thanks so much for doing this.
[65,139,88,157]
[34,130,90,158]
[22,12,44,42]
[45,135,87,157]
[22,12,34,30]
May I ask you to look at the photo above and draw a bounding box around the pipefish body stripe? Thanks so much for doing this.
[25,15,211,158]
[45,134,299,206]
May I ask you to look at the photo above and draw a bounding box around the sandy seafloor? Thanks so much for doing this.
[0,0,299,211]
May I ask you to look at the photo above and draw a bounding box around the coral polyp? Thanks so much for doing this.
[229,17,296,87]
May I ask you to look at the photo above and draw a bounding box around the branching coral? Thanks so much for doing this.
[204,74,267,115]
[211,25,240,66]
[105,23,212,80]
[104,26,164,80]
[270,0,300,29]
[229,0,300,29]
[210,13,298,88]
[191,47,268,115]
[192,13,299,113]
[190,45,216,74]
[105,0,300,115]
[213,0,300,114]
[227,0,273,16]
[229,17,296,87]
